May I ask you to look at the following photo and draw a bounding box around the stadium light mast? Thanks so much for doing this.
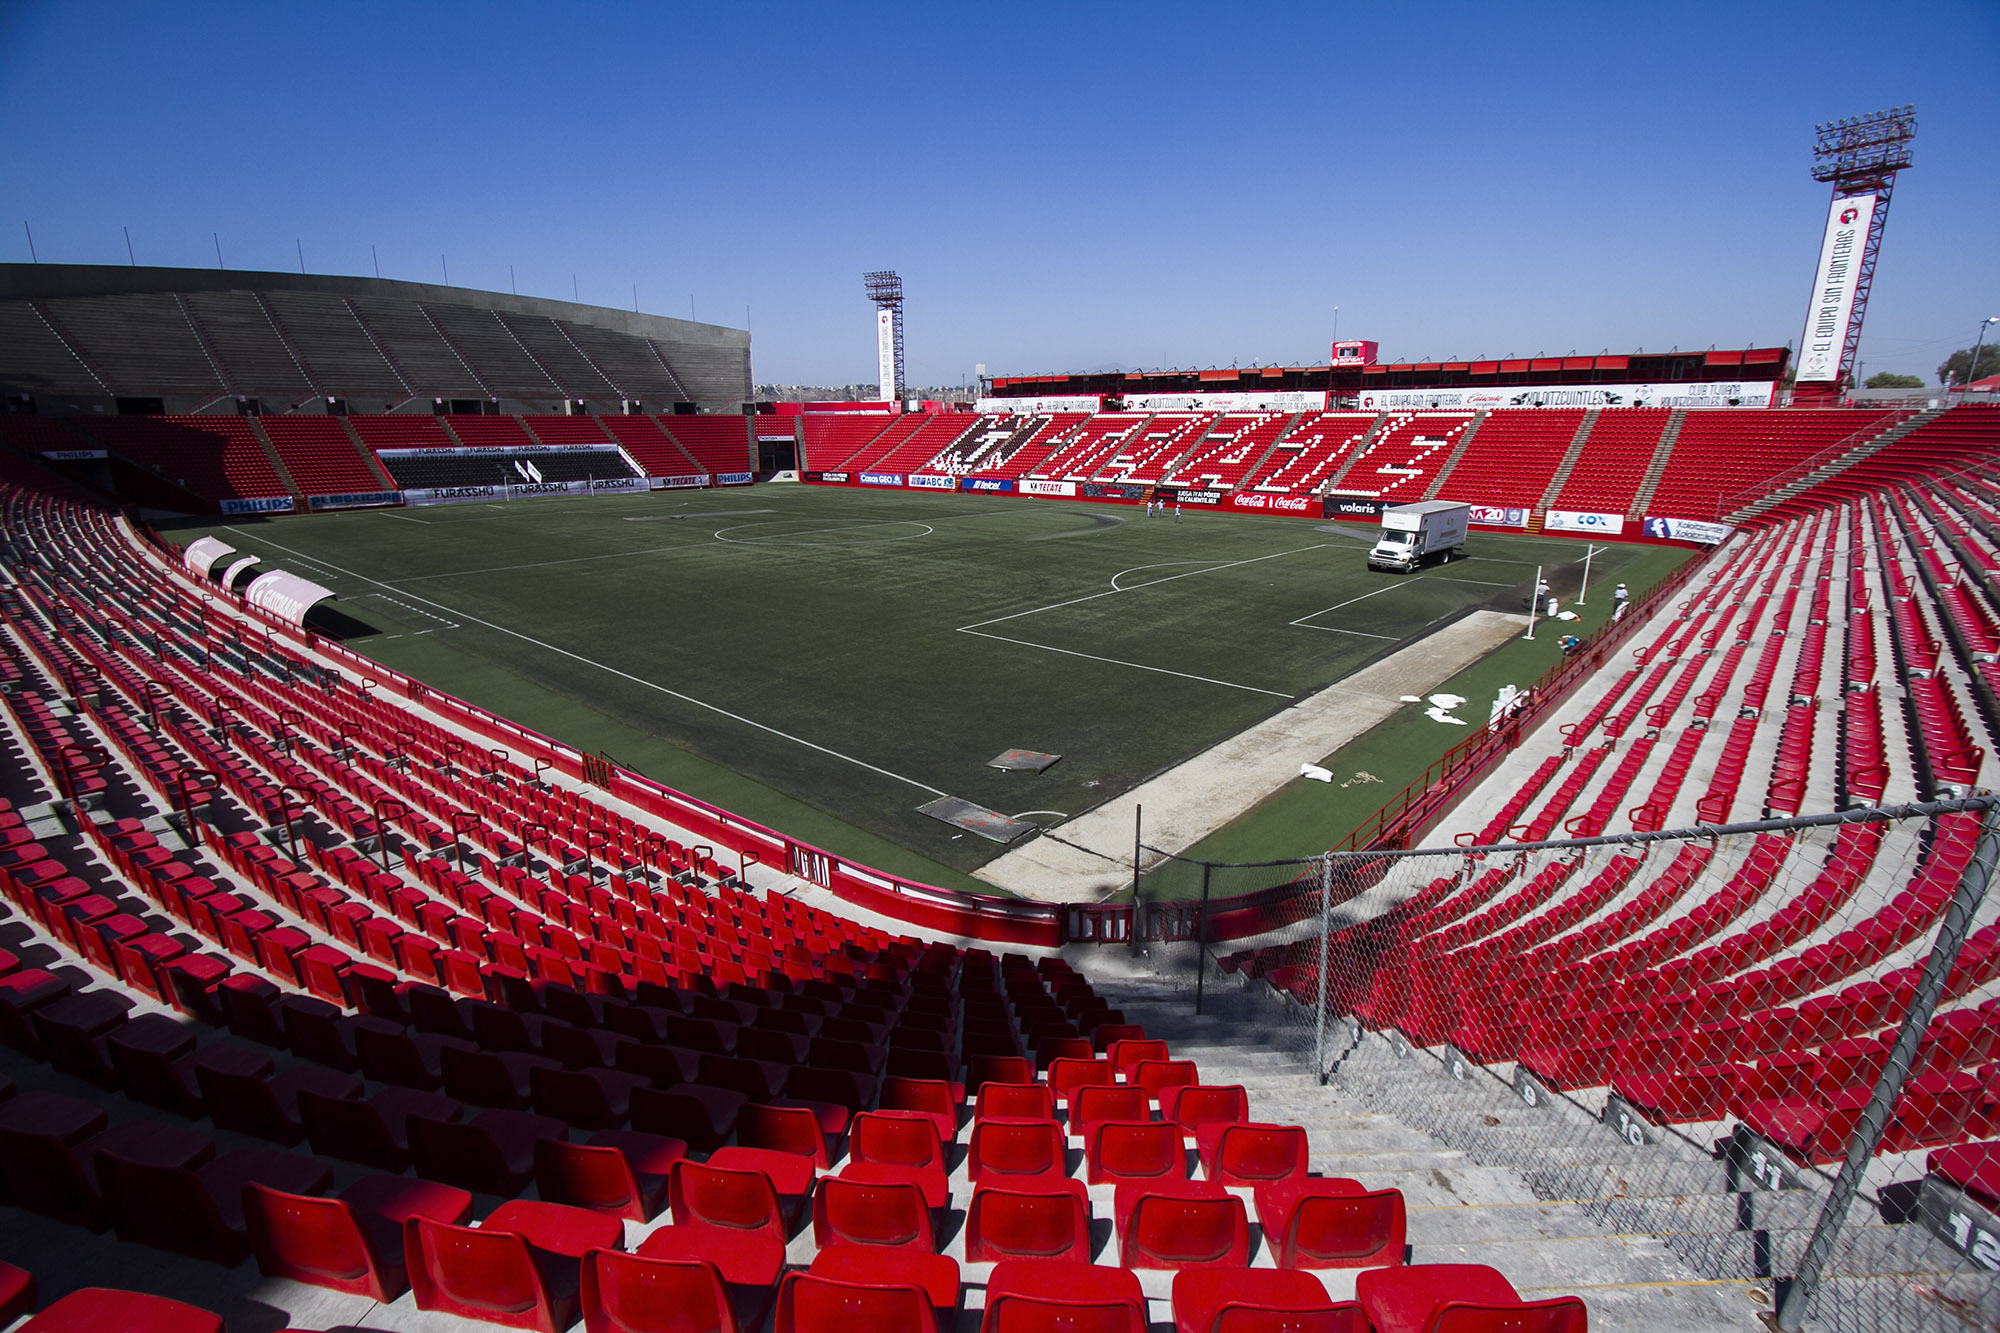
[1793,105,1915,402]
[863,270,906,404]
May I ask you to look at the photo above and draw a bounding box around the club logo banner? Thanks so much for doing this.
[908,474,955,490]
[1020,479,1077,497]
[1468,505,1529,527]
[1543,509,1625,534]
[1644,516,1733,544]
[960,477,1013,492]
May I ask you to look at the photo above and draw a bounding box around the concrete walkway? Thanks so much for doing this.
[977,609,1528,902]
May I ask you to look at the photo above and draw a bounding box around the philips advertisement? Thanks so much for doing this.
[715,472,754,486]
[220,495,295,515]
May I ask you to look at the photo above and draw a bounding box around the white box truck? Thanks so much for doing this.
[1367,500,1471,573]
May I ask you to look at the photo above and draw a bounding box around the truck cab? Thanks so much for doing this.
[1367,500,1471,573]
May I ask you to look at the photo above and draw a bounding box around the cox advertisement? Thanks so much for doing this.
[1542,509,1625,535]
[1644,516,1733,544]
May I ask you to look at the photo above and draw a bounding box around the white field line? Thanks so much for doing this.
[224,531,951,798]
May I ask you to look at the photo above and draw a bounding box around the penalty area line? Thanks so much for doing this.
[225,531,952,799]
[959,629,1292,698]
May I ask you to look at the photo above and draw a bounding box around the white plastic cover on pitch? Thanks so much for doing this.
[244,570,336,626]
[182,536,235,579]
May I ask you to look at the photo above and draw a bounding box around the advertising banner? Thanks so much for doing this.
[1543,509,1626,535]
[1020,479,1077,497]
[1796,193,1877,383]
[1121,390,1327,414]
[1083,482,1145,500]
[907,474,956,490]
[974,395,1102,414]
[1358,381,1776,412]
[375,444,622,457]
[651,474,710,489]
[403,486,498,507]
[1468,504,1530,528]
[1229,492,1318,515]
[40,449,106,460]
[876,308,897,401]
[1644,516,1734,544]
[219,555,262,590]
[858,471,903,487]
[1172,489,1224,506]
[220,495,295,515]
[1324,496,1388,519]
[308,491,402,510]
[715,471,754,486]
[183,536,235,578]
[245,570,337,626]
[959,477,1013,493]
[588,477,645,493]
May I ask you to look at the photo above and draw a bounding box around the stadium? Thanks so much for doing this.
[0,10,1997,1332]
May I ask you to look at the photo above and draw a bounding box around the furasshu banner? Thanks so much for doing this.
[975,395,1103,414]
[1796,193,1877,383]
[1543,510,1626,535]
[1644,516,1734,544]
[1121,390,1328,414]
[1357,381,1776,412]
[374,444,624,457]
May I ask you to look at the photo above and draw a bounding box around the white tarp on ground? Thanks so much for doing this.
[245,570,336,626]
[183,536,234,578]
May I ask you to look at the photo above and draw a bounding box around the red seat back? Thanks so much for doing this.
[964,1185,1091,1262]
[1119,1189,1249,1269]
[977,1082,1055,1121]
[1086,1120,1188,1184]
[1069,1085,1148,1137]
[968,1117,1064,1180]
[404,1215,555,1327]
[774,1272,936,1333]
[243,1185,391,1299]
[812,1176,932,1251]
[581,1249,737,1333]
[670,1160,785,1240]
[849,1110,945,1172]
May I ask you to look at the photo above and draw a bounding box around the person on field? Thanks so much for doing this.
[1613,582,1630,621]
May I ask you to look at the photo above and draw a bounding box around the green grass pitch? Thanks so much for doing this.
[164,486,1688,895]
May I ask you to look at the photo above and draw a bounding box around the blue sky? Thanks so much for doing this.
[4,0,1995,387]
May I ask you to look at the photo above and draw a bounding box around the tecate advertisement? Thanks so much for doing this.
[1542,509,1626,535]
[1019,479,1077,497]
[651,474,710,489]
[1468,505,1529,527]
[858,472,903,487]
[1796,193,1877,384]
[960,477,1013,492]
[1644,516,1734,544]
[1359,381,1776,412]
[907,474,955,490]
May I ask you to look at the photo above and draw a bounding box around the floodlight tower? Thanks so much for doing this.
[863,270,906,403]
[1793,106,1916,400]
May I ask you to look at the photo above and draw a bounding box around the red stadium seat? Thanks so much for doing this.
[299,1085,462,1172]
[980,1259,1146,1333]
[656,1159,791,1285]
[1086,1118,1190,1183]
[1255,1178,1406,1270]
[408,1107,566,1196]
[1355,1264,1587,1333]
[405,1200,622,1332]
[244,1174,473,1300]
[1136,1059,1202,1104]
[534,1132,688,1221]
[738,1101,833,1166]
[580,1250,743,1333]
[1196,1122,1310,1185]
[0,1262,32,1327]
[773,1271,938,1333]
[1047,1056,1117,1101]
[18,1288,223,1333]
[964,1179,1093,1263]
[977,1081,1056,1121]
[1172,1267,1364,1333]
[97,1143,334,1265]
[1162,1084,1250,1138]
[1116,1179,1250,1269]
[1069,1083,1150,1136]
[968,1116,1066,1181]
[808,1245,960,1309]
[879,1075,960,1140]
[812,1175,934,1251]
[1106,1038,1171,1079]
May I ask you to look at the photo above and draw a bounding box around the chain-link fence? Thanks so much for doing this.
[1142,797,2000,1332]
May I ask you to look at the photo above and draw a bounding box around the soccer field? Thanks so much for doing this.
[164,485,1684,893]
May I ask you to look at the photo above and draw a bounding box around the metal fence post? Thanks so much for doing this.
[1194,862,1212,1015]
[1313,853,1333,1082]
[1776,800,2000,1330]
